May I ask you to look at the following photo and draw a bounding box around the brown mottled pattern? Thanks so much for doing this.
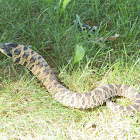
[0,43,140,116]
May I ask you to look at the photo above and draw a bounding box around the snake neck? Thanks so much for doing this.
[11,45,61,94]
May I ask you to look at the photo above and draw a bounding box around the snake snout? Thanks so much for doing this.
[0,43,5,49]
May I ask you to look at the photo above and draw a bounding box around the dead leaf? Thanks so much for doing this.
[109,34,119,41]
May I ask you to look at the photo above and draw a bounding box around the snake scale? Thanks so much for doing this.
[0,43,140,116]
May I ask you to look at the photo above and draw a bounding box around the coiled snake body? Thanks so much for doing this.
[0,43,140,116]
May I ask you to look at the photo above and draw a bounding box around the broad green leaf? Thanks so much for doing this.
[73,44,85,65]
[62,0,71,11]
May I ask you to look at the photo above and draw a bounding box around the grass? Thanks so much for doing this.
[0,0,140,139]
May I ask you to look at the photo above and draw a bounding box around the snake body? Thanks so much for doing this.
[0,43,140,116]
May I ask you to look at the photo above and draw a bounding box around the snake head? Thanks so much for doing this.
[0,43,18,57]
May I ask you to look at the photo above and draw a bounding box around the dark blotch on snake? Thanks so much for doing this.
[127,106,132,111]
[15,57,21,63]
[31,51,35,54]
[115,84,121,88]
[132,105,139,110]
[136,94,140,98]
[45,64,48,67]
[85,92,91,97]
[24,47,28,51]
[124,85,129,90]
[136,100,140,103]
[102,86,109,92]
[30,65,34,70]
[38,56,42,59]
[76,93,82,98]
[14,49,21,55]
[36,62,43,69]
[30,56,36,63]
[109,84,114,89]
[110,90,113,95]
[66,92,74,96]
[23,52,29,59]
[82,98,85,105]
[94,90,102,95]
[23,61,27,66]
[119,106,124,110]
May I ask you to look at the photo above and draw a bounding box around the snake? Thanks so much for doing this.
[0,43,140,116]
[72,19,98,34]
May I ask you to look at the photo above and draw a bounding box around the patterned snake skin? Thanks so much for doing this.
[0,43,140,116]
